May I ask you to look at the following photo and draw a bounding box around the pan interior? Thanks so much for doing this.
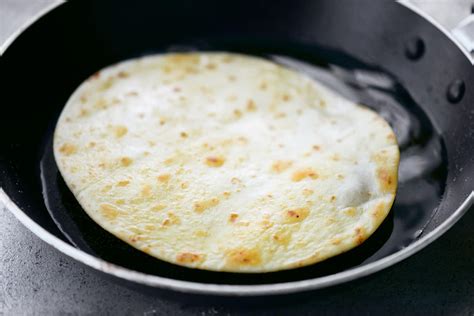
[40,41,447,285]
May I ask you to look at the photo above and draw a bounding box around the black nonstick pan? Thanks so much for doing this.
[1,0,473,296]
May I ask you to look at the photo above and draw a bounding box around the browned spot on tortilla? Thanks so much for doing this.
[91,71,101,79]
[180,131,188,138]
[229,213,239,223]
[184,66,197,74]
[344,207,357,217]
[291,168,318,182]
[117,180,130,187]
[355,227,367,245]
[141,185,152,197]
[167,211,180,224]
[194,198,220,213]
[302,189,314,197]
[157,174,170,183]
[79,95,88,105]
[195,230,208,237]
[176,252,204,264]
[111,97,121,105]
[100,184,112,193]
[100,203,121,220]
[115,199,125,205]
[312,145,321,151]
[282,94,291,102]
[331,238,342,245]
[320,99,326,107]
[231,177,241,185]
[166,54,199,65]
[161,212,180,227]
[259,82,268,90]
[246,99,257,112]
[130,236,142,243]
[222,55,235,63]
[205,156,225,167]
[226,248,261,267]
[125,91,138,97]
[180,182,189,189]
[100,78,114,91]
[226,95,237,102]
[330,195,337,202]
[237,136,248,144]
[232,109,242,118]
[79,108,89,117]
[164,156,174,164]
[117,71,129,78]
[271,160,293,173]
[162,65,172,73]
[228,75,236,82]
[272,230,291,245]
[284,207,310,223]
[151,204,166,211]
[114,125,128,138]
[59,143,77,156]
[372,201,387,221]
[144,224,155,231]
[260,214,274,229]
[222,191,232,198]
[120,157,133,167]
[376,168,396,193]
[205,63,217,70]
[142,246,152,253]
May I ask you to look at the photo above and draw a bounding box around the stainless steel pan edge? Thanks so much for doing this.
[1,1,473,296]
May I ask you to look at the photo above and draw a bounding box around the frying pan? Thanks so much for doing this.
[1,0,473,297]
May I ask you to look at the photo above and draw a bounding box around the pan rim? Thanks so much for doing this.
[1,1,473,65]
[398,0,474,65]
[0,0,65,56]
[2,188,473,295]
[1,0,473,296]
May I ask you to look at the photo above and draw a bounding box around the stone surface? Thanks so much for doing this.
[1,1,473,315]
[1,206,473,315]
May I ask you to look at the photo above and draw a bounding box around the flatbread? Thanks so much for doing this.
[53,53,399,272]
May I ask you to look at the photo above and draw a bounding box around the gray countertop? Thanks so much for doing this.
[1,1,473,315]
[2,201,473,315]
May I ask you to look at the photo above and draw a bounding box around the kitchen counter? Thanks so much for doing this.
[1,1,473,314]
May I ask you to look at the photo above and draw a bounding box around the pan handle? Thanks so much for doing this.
[452,10,474,53]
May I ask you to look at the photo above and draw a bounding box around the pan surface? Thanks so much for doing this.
[1,0,473,295]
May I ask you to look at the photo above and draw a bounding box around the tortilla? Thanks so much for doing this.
[54,53,399,272]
